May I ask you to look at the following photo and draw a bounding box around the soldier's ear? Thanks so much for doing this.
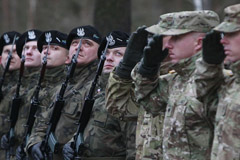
[65,55,71,65]
[194,36,203,53]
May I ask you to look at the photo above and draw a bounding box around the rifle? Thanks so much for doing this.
[40,39,83,159]
[0,35,17,102]
[72,38,110,159]
[16,41,50,160]
[5,37,25,160]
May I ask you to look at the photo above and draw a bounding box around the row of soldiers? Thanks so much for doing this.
[0,3,240,160]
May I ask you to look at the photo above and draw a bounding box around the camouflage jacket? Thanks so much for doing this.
[195,58,240,160]
[132,52,214,160]
[78,73,134,160]
[0,68,19,137]
[26,60,98,159]
[106,70,165,160]
[13,65,66,147]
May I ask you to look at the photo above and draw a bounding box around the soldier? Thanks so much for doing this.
[27,25,102,160]
[0,31,21,158]
[62,30,135,160]
[105,13,176,160]
[0,30,69,159]
[130,11,219,160]
[193,3,240,160]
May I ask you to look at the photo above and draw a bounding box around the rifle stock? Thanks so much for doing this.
[72,39,110,159]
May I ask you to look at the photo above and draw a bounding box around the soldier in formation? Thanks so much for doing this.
[0,3,240,160]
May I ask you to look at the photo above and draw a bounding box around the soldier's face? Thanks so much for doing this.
[221,31,240,63]
[23,41,41,68]
[0,44,21,71]
[166,33,196,64]
[68,38,99,67]
[41,45,68,68]
[103,47,126,73]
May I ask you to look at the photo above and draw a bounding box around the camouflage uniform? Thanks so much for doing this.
[14,65,65,149]
[26,61,98,159]
[132,10,220,160]
[194,4,240,160]
[106,13,176,160]
[107,69,165,160]
[0,69,19,159]
[79,73,134,160]
[0,68,19,138]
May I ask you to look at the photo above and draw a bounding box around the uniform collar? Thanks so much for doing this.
[170,51,201,78]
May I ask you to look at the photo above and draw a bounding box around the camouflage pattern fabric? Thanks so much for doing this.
[81,73,134,159]
[0,68,19,137]
[214,3,240,33]
[160,10,219,36]
[26,60,98,160]
[195,58,240,160]
[132,52,215,160]
[106,70,165,160]
[0,68,19,159]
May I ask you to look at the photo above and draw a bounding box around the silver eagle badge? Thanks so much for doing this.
[77,28,85,37]
[106,35,115,46]
[45,32,52,43]
[28,31,36,39]
[3,34,10,43]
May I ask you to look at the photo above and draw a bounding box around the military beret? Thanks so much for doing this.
[0,31,21,56]
[97,30,129,58]
[67,25,102,49]
[214,4,240,33]
[37,30,68,52]
[161,10,220,36]
[16,29,42,57]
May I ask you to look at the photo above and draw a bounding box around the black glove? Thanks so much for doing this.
[1,134,10,149]
[138,35,168,77]
[202,31,225,64]
[15,145,26,160]
[63,142,74,160]
[115,26,148,79]
[30,142,44,160]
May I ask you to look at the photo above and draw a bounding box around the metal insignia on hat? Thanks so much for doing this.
[106,35,115,46]
[45,32,52,43]
[56,37,61,42]
[77,28,85,37]
[3,34,10,43]
[28,31,36,39]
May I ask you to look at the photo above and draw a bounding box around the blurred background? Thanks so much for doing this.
[0,0,239,36]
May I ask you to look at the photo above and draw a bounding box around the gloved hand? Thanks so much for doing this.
[15,145,26,160]
[30,142,44,160]
[63,142,74,160]
[202,31,225,64]
[138,35,168,77]
[1,134,10,149]
[116,26,148,79]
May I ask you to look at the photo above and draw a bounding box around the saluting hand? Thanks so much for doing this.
[116,26,148,79]
[202,31,225,64]
[139,35,168,77]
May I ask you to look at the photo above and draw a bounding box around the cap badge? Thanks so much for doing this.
[106,34,115,46]
[45,32,52,43]
[77,28,85,37]
[3,34,10,43]
[28,31,36,39]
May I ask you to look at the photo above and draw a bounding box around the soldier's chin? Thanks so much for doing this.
[103,68,113,74]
